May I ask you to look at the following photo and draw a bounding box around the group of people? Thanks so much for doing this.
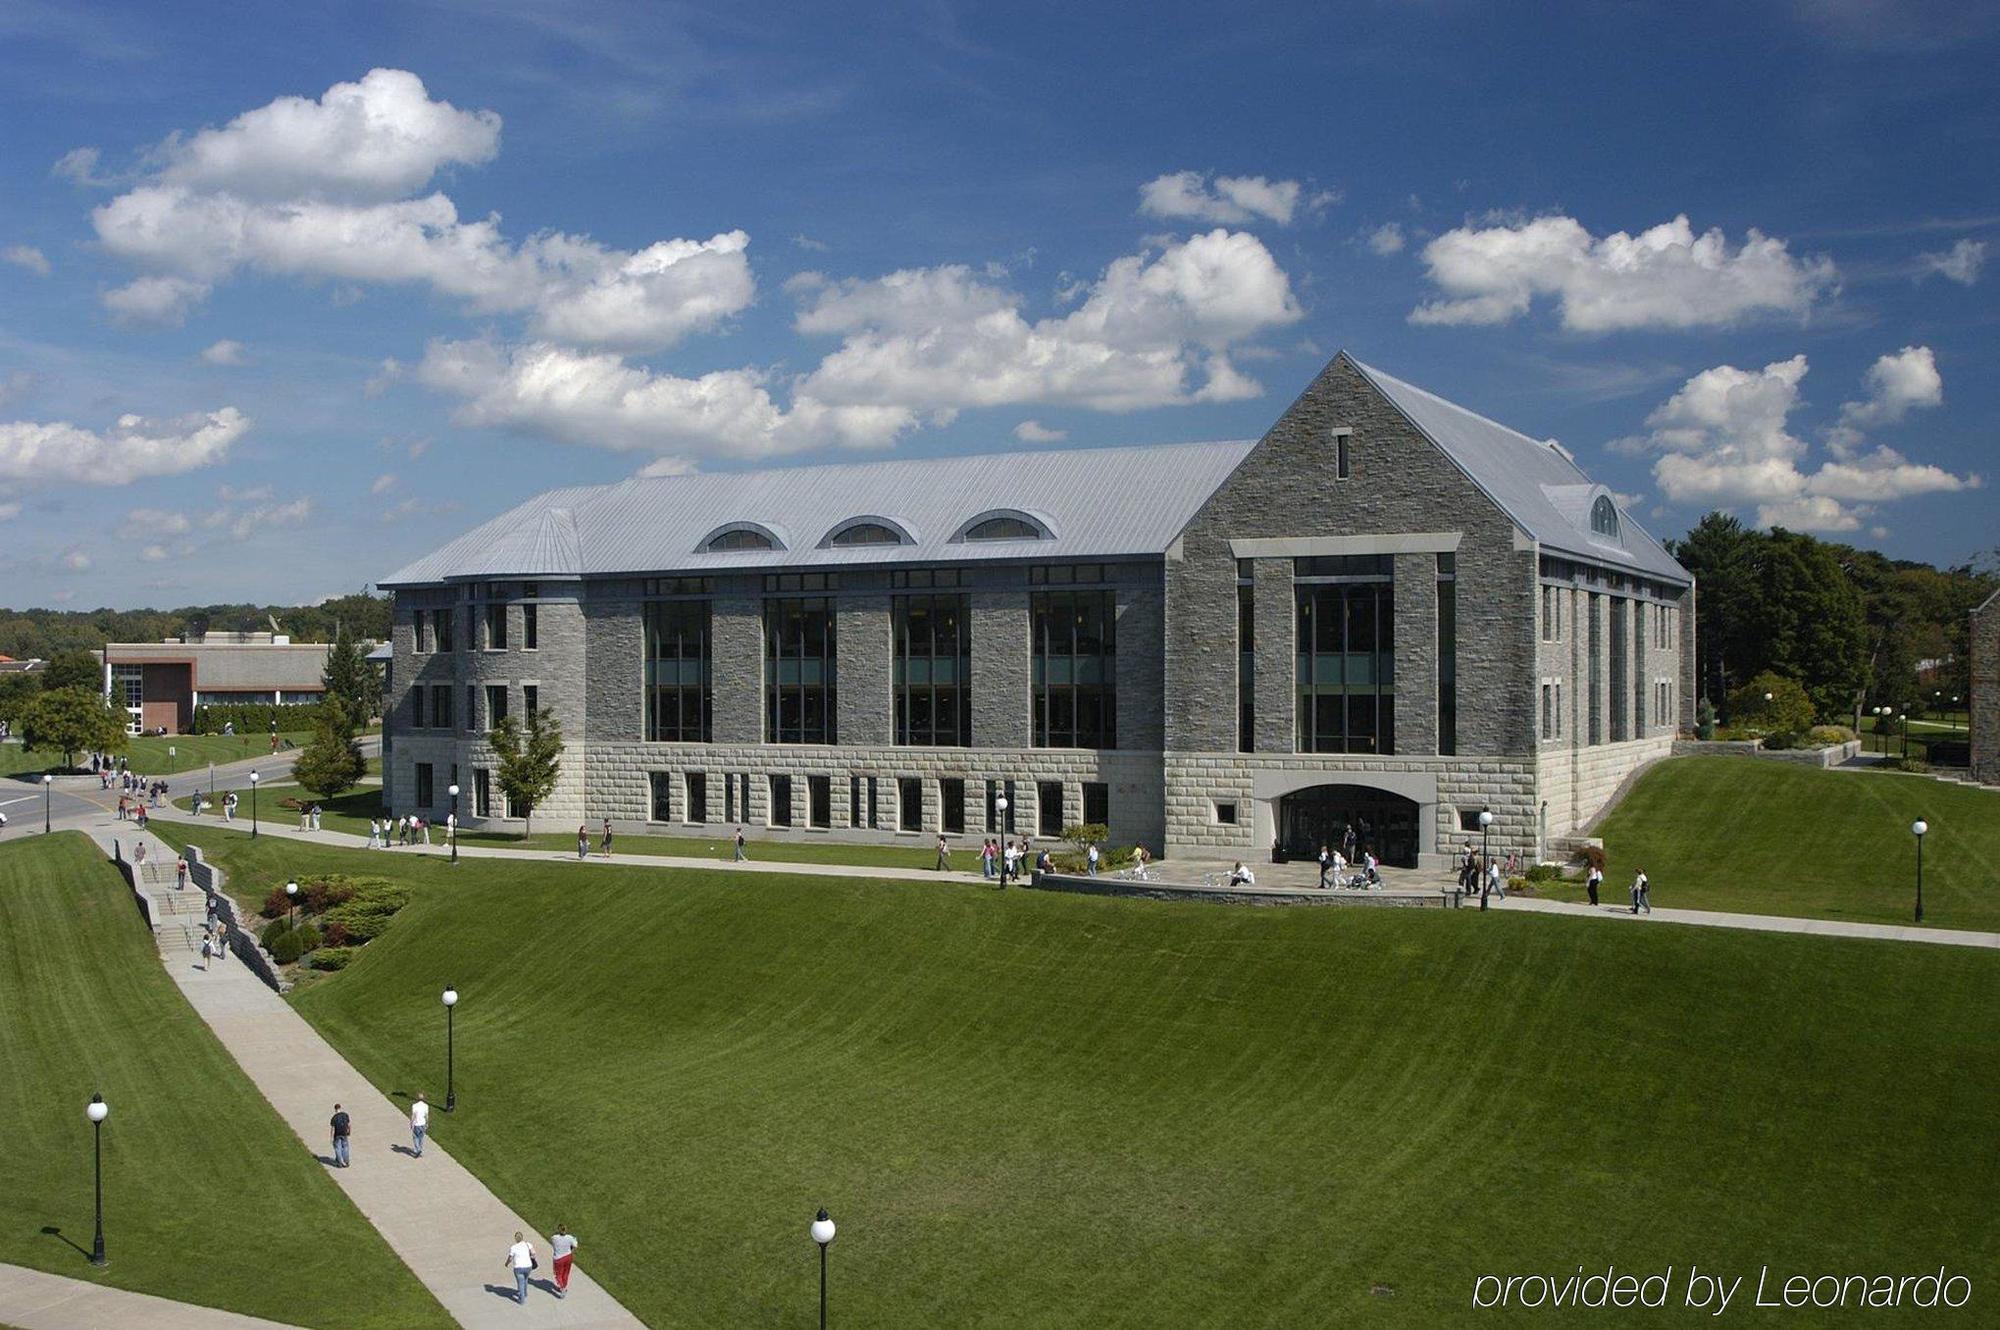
[1581,863,1652,913]
[1454,844,1508,899]
[576,820,613,858]
[1316,843,1382,889]
[367,815,429,847]
[190,790,241,821]
[971,837,1057,880]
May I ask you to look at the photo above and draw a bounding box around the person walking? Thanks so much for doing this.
[330,1104,352,1168]
[1486,859,1504,900]
[366,818,381,849]
[1633,868,1651,915]
[1586,863,1603,907]
[935,834,950,871]
[176,856,190,891]
[980,838,995,879]
[415,815,427,845]
[199,932,213,971]
[1085,842,1100,876]
[1132,844,1150,880]
[576,825,589,860]
[600,818,613,858]
[1317,843,1332,888]
[311,803,323,832]
[505,1231,537,1305]
[550,1224,577,1299]
[409,1093,430,1158]
[733,827,747,861]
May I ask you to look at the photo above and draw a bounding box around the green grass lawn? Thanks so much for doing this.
[0,731,312,779]
[0,834,449,1329]
[178,780,950,871]
[1544,756,2000,931]
[170,825,2000,1327]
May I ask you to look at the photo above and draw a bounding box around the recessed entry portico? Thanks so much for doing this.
[1249,769,1439,869]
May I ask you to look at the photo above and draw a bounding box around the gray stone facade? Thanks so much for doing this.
[1973,591,1999,784]
[382,353,1693,867]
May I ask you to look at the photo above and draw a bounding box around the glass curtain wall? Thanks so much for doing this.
[1294,555,1395,754]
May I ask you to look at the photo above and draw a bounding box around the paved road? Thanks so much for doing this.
[0,1262,308,1330]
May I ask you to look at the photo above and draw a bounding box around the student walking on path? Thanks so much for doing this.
[409,1093,429,1158]
[577,825,589,860]
[1632,869,1651,915]
[1086,842,1100,876]
[734,827,747,861]
[600,819,613,858]
[330,1103,352,1167]
[1586,864,1603,907]
[505,1232,537,1305]
[550,1224,578,1299]
[935,834,950,871]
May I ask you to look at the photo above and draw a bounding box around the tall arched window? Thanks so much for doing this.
[965,516,1044,541]
[1590,496,1620,539]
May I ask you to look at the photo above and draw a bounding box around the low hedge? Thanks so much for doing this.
[1524,863,1563,883]
[189,702,325,736]
[1806,725,1857,746]
[309,947,356,972]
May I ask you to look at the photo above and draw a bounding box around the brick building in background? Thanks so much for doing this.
[101,632,336,734]
[379,353,1695,867]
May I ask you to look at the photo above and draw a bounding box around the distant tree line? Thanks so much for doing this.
[0,591,390,660]
[1672,513,1996,724]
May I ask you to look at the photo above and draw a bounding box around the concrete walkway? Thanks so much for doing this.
[0,1262,307,1330]
[1490,893,2000,949]
[87,823,646,1330]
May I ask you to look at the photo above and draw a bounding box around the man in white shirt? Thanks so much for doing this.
[410,1093,430,1158]
[505,1232,536,1304]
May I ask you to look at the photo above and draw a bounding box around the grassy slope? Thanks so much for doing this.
[0,732,312,779]
[1550,757,2000,931]
[171,827,2000,1327]
[0,834,450,1330]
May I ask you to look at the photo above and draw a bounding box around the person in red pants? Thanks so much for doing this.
[551,1223,577,1298]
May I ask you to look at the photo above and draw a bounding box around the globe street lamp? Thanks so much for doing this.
[249,770,260,839]
[1870,706,1885,755]
[442,985,458,1112]
[285,879,299,932]
[994,796,1009,887]
[1912,820,1928,924]
[43,772,53,834]
[447,784,461,867]
[811,1207,836,1330]
[1477,808,1494,911]
[86,1093,109,1267]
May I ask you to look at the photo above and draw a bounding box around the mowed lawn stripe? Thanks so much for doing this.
[146,829,2000,1326]
[0,835,450,1330]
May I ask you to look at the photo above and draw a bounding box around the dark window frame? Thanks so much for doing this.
[1031,588,1117,749]
[645,599,713,743]
[893,592,972,746]
[764,597,839,745]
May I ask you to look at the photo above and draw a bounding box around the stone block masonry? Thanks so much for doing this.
[1970,592,1998,783]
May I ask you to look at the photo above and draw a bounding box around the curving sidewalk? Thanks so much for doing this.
[1489,893,2000,949]
[0,1262,308,1330]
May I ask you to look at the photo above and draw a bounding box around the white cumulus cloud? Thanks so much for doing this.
[1411,214,1837,332]
[1365,223,1405,256]
[1918,238,1986,286]
[103,274,210,327]
[127,506,193,534]
[4,245,50,276]
[1139,171,1307,226]
[370,472,396,494]
[200,339,248,365]
[1013,420,1066,443]
[0,407,249,486]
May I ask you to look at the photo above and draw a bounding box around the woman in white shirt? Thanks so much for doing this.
[505,1232,536,1304]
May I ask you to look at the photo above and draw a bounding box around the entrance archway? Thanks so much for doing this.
[1277,784,1420,867]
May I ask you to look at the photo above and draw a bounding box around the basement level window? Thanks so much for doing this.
[1213,801,1238,825]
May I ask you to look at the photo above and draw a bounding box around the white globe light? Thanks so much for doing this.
[995,797,1009,812]
[811,1211,836,1247]
[1912,820,1928,838]
[286,881,298,897]
[249,771,260,785]
[86,1095,108,1123]
[448,784,460,797]
[1478,810,1493,828]
[43,773,52,784]
[442,987,459,1007]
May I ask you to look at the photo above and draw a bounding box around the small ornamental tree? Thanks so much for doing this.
[292,694,366,801]
[490,708,563,838]
[1726,671,1815,736]
[19,687,127,769]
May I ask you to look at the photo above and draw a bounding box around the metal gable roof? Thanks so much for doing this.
[378,440,1255,586]
[1348,356,1692,586]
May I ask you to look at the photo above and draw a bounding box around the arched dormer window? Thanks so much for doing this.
[699,521,786,553]
[1590,496,1620,539]
[953,509,1054,543]
[820,516,916,548]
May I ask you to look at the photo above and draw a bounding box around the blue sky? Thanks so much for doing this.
[0,0,1994,608]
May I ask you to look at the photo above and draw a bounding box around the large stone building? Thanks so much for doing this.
[379,354,1695,867]
[1973,590,1999,784]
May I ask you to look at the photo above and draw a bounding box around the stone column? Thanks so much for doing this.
[970,588,1030,747]
[1251,558,1295,754]
[1393,553,1438,755]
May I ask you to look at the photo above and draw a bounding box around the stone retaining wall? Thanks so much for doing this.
[181,844,286,993]
[1671,739,1861,768]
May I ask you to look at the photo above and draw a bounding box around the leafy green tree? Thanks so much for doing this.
[292,695,365,800]
[41,648,103,694]
[1726,672,1815,734]
[1669,513,1760,704]
[0,673,40,725]
[19,688,127,769]
[1752,532,1868,722]
[320,633,375,722]
[489,708,563,838]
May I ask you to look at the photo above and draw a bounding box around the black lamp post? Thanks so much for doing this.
[249,770,260,839]
[86,1093,108,1267]
[1912,819,1927,924]
[43,772,53,834]
[448,783,461,867]
[811,1207,836,1329]
[1901,707,1912,759]
[994,795,1009,887]
[285,879,298,931]
[442,985,458,1112]
[1477,808,1493,910]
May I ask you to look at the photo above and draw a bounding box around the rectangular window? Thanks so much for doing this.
[649,772,673,822]
[1437,554,1457,757]
[522,684,538,718]
[1083,781,1108,828]
[768,773,792,827]
[1237,561,1255,753]
[724,772,736,824]
[869,776,881,829]
[1003,779,1017,833]
[1294,560,1395,755]
[523,602,538,651]
[1333,428,1352,480]
[891,568,963,588]
[1037,780,1063,837]
[485,684,508,732]
[850,775,862,828]
[765,598,838,744]
[465,685,478,732]
[1609,597,1630,743]
[686,771,708,824]
[893,594,972,745]
[484,602,507,651]
[1030,589,1117,748]
[473,768,491,817]
[410,686,426,729]
[419,612,435,654]
[985,779,998,833]
[1215,801,1238,825]
[1542,683,1553,740]
[414,762,434,809]
[898,776,922,830]
[1555,682,1564,737]
[435,607,455,653]
[1633,599,1648,732]
[941,778,965,834]
[808,775,831,829]
[432,685,453,730]
[646,600,713,742]
[1588,594,1604,746]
